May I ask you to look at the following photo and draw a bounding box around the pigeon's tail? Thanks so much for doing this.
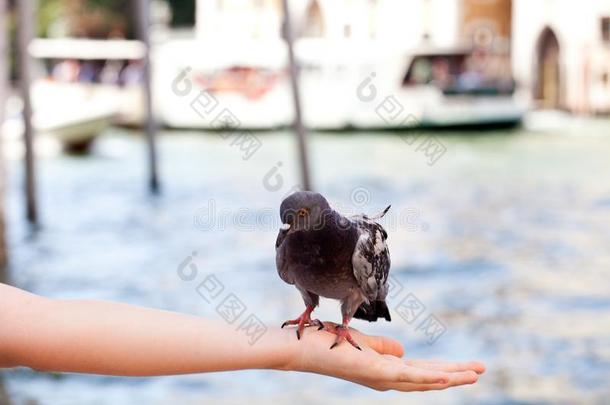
[353,300,392,322]
[368,205,391,221]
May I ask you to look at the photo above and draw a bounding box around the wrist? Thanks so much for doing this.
[259,329,299,371]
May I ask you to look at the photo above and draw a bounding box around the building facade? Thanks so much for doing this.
[192,0,610,114]
[512,0,610,113]
[194,0,461,48]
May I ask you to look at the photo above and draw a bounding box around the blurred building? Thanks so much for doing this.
[194,0,460,48]
[460,0,511,53]
[458,0,513,94]
[190,0,610,114]
[192,0,514,66]
[195,0,283,40]
[191,0,513,84]
[512,0,610,113]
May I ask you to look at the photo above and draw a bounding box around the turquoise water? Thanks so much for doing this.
[2,120,610,404]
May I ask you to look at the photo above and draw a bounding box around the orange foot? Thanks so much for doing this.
[281,305,324,340]
[329,321,361,351]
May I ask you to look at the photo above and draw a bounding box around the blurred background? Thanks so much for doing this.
[1,0,610,404]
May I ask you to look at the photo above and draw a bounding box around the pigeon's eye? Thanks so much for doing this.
[298,208,309,217]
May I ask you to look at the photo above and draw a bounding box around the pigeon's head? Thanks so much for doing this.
[279,191,331,233]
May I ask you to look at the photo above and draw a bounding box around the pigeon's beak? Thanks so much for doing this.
[280,222,298,235]
[276,223,292,248]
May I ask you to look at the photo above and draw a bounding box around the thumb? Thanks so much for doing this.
[361,334,405,357]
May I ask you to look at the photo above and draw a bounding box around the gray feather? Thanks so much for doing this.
[350,216,391,302]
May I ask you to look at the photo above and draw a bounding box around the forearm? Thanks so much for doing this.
[0,284,486,392]
[0,284,293,376]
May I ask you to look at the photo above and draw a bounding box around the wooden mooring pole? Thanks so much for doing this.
[135,0,160,194]
[0,0,9,281]
[282,0,312,191]
[1,1,12,401]
[16,0,38,225]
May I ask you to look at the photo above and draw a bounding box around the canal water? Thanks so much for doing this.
[2,118,610,404]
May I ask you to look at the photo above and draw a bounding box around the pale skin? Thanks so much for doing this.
[0,283,485,392]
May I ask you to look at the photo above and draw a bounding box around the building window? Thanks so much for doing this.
[344,24,352,38]
[168,0,196,27]
[602,17,610,43]
[302,0,325,38]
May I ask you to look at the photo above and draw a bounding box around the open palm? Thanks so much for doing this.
[282,322,485,392]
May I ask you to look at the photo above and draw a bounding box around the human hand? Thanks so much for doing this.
[0,283,485,387]
[279,322,485,392]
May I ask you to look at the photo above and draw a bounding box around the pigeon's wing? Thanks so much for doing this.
[350,215,391,302]
[275,228,294,285]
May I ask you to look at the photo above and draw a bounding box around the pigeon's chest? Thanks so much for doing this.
[283,227,359,298]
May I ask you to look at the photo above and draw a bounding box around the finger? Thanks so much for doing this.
[379,362,452,384]
[407,370,480,391]
[405,359,486,374]
[382,354,404,363]
[375,370,479,392]
[361,335,404,357]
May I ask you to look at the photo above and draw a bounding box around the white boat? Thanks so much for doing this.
[154,39,525,130]
[2,81,118,153]
[153,39,291,129]
[1,38,152,152]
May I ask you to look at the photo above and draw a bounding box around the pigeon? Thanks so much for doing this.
[275,191,392,350]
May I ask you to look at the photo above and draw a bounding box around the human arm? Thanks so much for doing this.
[0,283,484,391]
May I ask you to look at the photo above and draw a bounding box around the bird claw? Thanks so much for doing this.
[310,318,325,331]
[328,325,361,350]
[296,319,324,339]
[281,307,324,341]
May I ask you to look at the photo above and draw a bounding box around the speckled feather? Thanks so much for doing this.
[350,209,391,302]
